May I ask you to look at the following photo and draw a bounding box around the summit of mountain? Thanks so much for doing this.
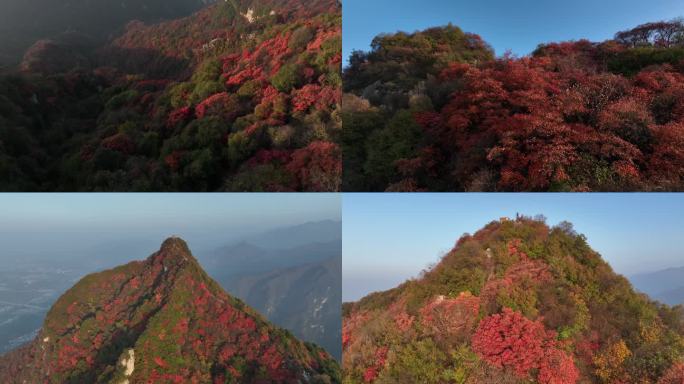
[343,217,684,383]
[0,237,340,383]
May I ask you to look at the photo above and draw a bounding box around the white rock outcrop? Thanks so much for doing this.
[117,349,135,384]
[242,8,256,23]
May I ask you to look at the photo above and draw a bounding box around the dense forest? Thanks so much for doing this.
[342,216,684,383]
[0,0,341,191]
[343,19,684,191]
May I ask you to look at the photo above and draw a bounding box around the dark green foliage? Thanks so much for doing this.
[362,110,423,190]
[340,108,384,191]
[608,47,684,75]
[344,24,494,94]
[271,62,303,92]
[289,26,316,51]
[0,0,342,191]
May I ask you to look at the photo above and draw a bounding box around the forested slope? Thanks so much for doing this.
[343,217,684,383]
[343,20,684,192]
[0,0,341,191]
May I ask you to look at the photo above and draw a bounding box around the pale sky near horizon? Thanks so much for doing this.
[0,193,341,262]
[4,193,684,303]
[343,194,684,302]
[343,0,684,64]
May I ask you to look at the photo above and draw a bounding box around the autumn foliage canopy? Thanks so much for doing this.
[472,308,579,383]
[343,19,684,191]
[0,0,341,192]
[342,216,684,383]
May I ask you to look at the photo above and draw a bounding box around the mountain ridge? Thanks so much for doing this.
[218,253,342,361]
[206,230,342,361]
[0,237,340,383]
[343,217,684,383]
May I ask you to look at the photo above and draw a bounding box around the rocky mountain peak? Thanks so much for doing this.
[0,238,340,383]
[153,236,196,267]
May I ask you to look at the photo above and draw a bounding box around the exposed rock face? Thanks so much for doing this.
[242,8,256,23]
[0,237,340,383]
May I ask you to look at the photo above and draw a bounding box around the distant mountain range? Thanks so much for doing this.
[217,253,341,360]
[0,220,343,363]
[240,220,342,250]
[630,266,684,306]
[204,220,342,360]
[0,237,340,383]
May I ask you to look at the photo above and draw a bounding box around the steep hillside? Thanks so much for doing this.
[343,19,684,192]
[0,0,341,191]
[0,238,340,383]
[219,254,342,360]
[206,238,342,359]
[0,0,214,67]
[342,217,684,383]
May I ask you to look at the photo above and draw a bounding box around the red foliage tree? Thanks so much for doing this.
[292,84,322,112]
[226,67,264,87]
[472,308,578,383]
[538,348,581,384]
[154,356,168,368]
[649,121,684,185]
[658,362,684,384]
[363,346,389,383]
[165,150,184,172]
[472,308,549,377]
[343,311,369,349]
[101,132,135,154]
[167,106,193,128]
[246,149,291,167]
[195,92,240,122]
[291,84,340,113]
[286,141,341,191]
[400,48,684,191]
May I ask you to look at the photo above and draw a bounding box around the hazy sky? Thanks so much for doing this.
[343,0,684,64]
[343,194,684,302]
[0,193,341,264]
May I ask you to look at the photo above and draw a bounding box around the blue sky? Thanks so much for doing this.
[0,193,341,263]
[343,194,684,301]
[343,0,684,64]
